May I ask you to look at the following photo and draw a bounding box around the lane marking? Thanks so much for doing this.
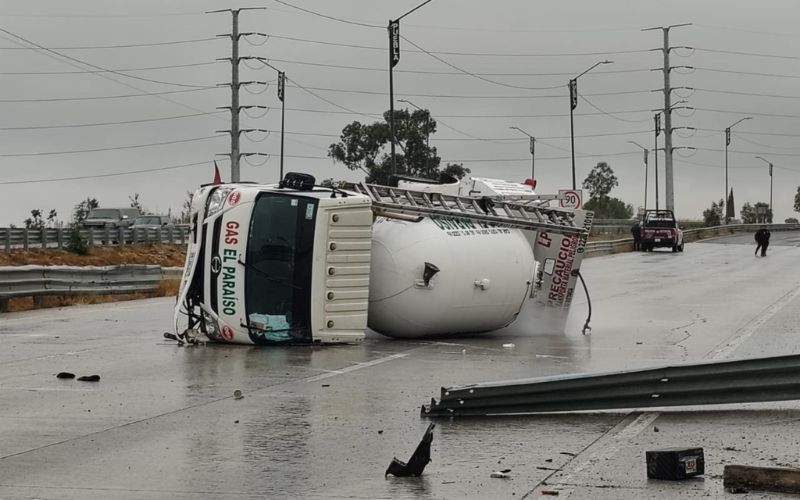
[531,283,800,498]
[304,353,408,382]
[705,284,800,361]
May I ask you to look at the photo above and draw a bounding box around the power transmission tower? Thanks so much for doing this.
[643,23,691,213]
[208,8,266,182]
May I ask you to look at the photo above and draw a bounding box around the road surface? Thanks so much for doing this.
[1,233,799,499]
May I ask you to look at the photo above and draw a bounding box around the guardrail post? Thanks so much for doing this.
[156,227,162,245]
[103,227,110,245]
[166,226,174,244]
[179,227,186,245]
[119,227,126,246]
[57,228,64,249]
[41,228,47,249]
[3,228,9,252]
[132,228,138,245]
[23,228,29,250]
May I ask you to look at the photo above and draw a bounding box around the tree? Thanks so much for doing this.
[726,189,735,221]
[72,197,99,225]
[703,199,724,226]
[328,108,469,185]
[129,193,145,214]
[583,196,633,219]
[794,186,800,213]
[740,202,756,224]
[581,162,630,218]
[582,162,618,199]
[178,191,194,224]
[23,209,58,229]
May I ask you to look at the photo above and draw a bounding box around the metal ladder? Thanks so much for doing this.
[353,183,588,236]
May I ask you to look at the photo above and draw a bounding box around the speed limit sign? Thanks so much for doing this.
[559,189,582,209]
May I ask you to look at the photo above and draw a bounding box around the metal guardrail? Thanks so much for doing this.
[0,226,190,251]
[584,223,800,258]
[421,354,800,417]
[0,265,182,311]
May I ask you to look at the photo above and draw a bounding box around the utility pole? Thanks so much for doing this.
[643,23,691,213]
[654,113,660,211]
[628,141,648,212]
[208,8,266,182]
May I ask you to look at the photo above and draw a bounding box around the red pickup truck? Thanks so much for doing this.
[640,209,684,252]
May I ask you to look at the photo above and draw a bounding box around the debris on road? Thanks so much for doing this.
[646,447,704,480]
[502,343,515,349]
[233,390,243,400]
[724,464,800,494]
[77,374,100,382]
[385,423,434,478]
[490,470,510,479]
[56,372,75,379]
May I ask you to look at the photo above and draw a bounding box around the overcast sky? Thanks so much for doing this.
[2,1,799,225]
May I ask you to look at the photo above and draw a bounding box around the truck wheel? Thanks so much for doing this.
[672,245,678,253]
[678,243,684,252]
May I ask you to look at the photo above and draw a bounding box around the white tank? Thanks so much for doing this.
[368,216,535,338]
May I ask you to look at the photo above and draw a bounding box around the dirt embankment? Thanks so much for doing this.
[1,245,187,312]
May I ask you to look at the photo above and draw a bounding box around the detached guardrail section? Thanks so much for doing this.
[0,226,189,251]
[0,265,182,311]
[422,354,800,417]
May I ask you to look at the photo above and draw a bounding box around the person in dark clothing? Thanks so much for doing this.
[754,227,771,257]
[631,222,642,251]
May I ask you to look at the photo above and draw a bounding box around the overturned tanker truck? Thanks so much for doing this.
[172,172,593,345]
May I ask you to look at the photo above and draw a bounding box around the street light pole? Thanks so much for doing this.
[755,156,773,222]
[388,0,433,179]
[510,126,535,180]
[725,116,752,224]
[569,60,613,190]
[628,141,649,212]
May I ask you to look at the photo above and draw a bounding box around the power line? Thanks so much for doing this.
[0,37,218,50]
[0,29,210,88]
[271,0,381,29]
[0,61,221,75]
[0,112,225,130]
[694,47,800,61]
[695,88,800,100]
[697,147,800,158]
[694,107,800,119]
[268,56,650,76]
[266,32,652,58]
[695,66,800,80]
[281,106,654,119]
[445,151,639,163]
[0,135,223,157]
[0,161,212,185]
[286,83,652,99]
[0,87,217,103]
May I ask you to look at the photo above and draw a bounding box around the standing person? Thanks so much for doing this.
[631,221,642,251]
[754,226,771,257]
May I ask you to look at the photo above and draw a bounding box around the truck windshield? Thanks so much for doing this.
[244,193,318,343]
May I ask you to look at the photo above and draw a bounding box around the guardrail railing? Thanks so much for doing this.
[0,265,183,311]
[0,226,189,251]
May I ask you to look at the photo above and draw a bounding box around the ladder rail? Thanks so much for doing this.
[355,183,590,236]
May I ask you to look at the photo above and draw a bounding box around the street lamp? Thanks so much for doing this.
[509,126,536,180]
[628,141,649,212]
[725,116,752,223]
[388,0,433,178]
[755,156,773,222]
[398,99,431,175]
[569,60,612,190]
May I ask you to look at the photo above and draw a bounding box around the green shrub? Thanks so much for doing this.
[66,227,90,255]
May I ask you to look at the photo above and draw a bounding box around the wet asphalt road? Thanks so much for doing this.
[1,232,800,499]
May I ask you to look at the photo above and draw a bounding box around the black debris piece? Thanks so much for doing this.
[77,375,101,382]
[56,372,75,379]
[385,423,435,478]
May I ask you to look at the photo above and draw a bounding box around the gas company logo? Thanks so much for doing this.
[221,325,234,341]
[221,220,240,316]
[227,191,241,206]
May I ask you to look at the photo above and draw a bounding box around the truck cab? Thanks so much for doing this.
[640,209,684,252]
[174,173,373,345]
